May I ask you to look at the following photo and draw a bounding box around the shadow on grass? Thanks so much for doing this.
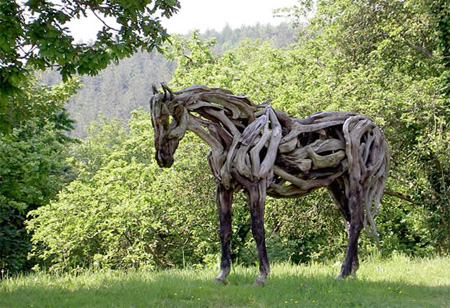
[1,267,449,308]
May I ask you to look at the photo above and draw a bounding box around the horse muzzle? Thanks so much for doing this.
[156,151,174,168]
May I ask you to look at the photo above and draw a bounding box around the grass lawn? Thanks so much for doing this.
[1,254,449,307]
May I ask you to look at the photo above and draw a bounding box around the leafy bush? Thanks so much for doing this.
[28,111,219,271]
[0,79,78,274]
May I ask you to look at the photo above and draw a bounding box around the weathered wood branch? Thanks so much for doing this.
[383,189,416,204]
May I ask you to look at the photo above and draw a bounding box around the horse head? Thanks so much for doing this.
[150,83,187,168]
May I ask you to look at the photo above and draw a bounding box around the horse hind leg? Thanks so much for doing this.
[337,190,364,279]
[328,179,362,279]
[247,180,270,286]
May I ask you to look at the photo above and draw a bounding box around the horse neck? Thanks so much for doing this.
[183,108,236,156]
[183,99,259,156]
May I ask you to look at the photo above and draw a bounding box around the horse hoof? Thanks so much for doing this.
[252,278,265,286]
[214,277,228,285]
[334,273,355,281]
[334,274,345,281]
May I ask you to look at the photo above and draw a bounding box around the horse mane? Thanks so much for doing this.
[170,84,263,123]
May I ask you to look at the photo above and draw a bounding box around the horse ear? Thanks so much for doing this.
[152,84,159,95]
[161,82,174,101]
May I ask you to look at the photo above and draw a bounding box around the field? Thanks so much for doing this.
[1,254,449,308]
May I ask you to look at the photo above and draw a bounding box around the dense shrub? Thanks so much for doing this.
[0,80,78,275]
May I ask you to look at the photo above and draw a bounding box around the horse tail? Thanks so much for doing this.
[343,115,389,249]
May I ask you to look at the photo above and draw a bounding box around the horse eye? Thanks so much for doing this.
[169,115,179,129]
[163,115,174,127]
[160,113,171,127]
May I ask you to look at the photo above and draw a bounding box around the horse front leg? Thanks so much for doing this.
[215,184,233,284]
[248,180,270,286]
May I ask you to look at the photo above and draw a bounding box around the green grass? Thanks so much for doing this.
[1,254,449,307]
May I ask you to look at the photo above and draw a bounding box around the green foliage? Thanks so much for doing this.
[201,23,297,53]
[0,0,180,104]
[28,110,220,271]
[0,79,78,274]
[0,76,79,131]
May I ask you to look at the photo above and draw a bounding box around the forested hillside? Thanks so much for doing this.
[42,23,296,137]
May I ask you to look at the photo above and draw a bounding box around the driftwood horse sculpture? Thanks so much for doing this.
[150,84,389,285]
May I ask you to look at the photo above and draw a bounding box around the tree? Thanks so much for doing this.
[300,0,450,252]
[0,0,180,99]
[0,78,79,275]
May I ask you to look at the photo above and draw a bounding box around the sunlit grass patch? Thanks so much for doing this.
[1,256,449,307]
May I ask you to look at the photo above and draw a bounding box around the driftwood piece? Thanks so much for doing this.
[150,84,389,286]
